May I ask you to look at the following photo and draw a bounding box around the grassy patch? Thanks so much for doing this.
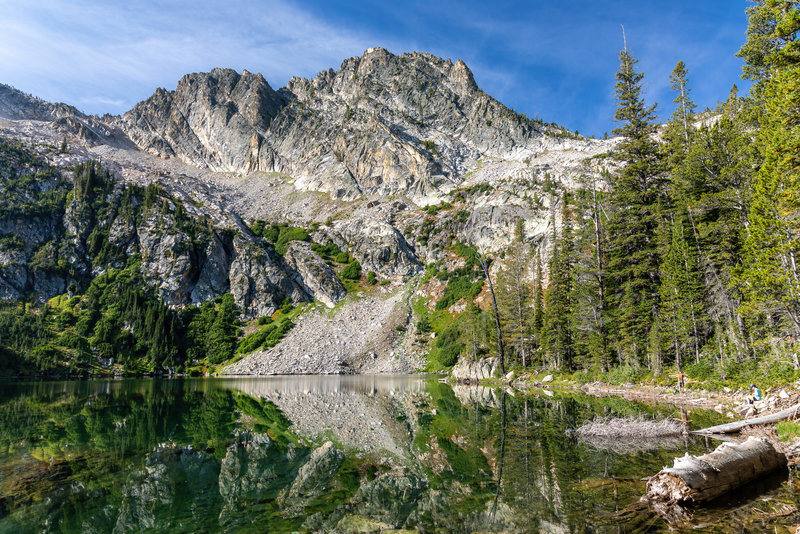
[777,421,800,442]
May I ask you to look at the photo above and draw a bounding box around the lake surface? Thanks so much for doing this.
[0,376,796,533]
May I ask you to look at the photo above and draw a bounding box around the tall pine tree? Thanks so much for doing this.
[497,219,533,367]
[738,1,800,339]
[606,45,664,366]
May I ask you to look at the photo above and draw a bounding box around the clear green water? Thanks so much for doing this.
[0,377,796,533]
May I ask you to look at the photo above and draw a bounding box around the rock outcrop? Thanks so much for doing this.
[284,242,347,307]
[122,68,288,172]
[451,357,498,382]
[330,217,421,277]
[118,48,601,202]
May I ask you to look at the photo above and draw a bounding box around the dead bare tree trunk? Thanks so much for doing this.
[646,437,786,503]
[480,252,505,376]
[691,403,800,434]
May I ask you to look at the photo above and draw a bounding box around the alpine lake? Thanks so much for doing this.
[0,376,798,533]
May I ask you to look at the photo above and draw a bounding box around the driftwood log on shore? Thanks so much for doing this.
[645,437,787,503]
[691,403,800,435]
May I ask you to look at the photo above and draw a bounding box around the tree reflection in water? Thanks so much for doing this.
[0,377,796,533]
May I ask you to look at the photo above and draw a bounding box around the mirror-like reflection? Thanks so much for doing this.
[0,377,796,533]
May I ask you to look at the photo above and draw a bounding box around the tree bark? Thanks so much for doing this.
[646,436,786,503]
[480,253,505,375]
[690,403,800,435]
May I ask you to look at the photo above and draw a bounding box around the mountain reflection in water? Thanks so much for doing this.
[0,376,796,533]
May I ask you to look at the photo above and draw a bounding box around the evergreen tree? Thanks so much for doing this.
[497,219,533,367]
[605,46,664,366]
[207,294,240,364]
[666,61,697,148]
[460,302,488,360]
[543,193,574,370]
[738,1,800,338]
[658,217,702,371]
[532,250,545,361]
[570,174,610,371]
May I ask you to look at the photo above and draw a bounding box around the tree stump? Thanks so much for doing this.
[645,437,787,503]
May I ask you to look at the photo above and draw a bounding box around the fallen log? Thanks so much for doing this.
[645,436,787,503]
[691,403,800,435]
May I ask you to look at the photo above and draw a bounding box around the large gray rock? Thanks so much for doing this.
[451,357,498,382]
[122,68,287,172]
[284,242,346,308]
[228,234,310,316]
[137,210,196,305]
[330,218,421,277]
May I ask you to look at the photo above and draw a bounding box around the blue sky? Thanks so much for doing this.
[0,0,751,137]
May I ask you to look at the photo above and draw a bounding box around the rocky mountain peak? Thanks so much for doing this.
[0,83,83,121]
[112,49,596,202]
[122,67,288,171]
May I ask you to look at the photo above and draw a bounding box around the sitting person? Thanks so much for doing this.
[748,384,762,404]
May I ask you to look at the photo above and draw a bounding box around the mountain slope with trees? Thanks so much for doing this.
[0,2,798,384]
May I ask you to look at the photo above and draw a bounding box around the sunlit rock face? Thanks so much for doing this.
[119,48,608,203]
[0,48,614,374]
[122,69,288,173]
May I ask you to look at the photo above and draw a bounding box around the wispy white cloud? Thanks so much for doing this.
[0,0,383,114]
[0,0,753,136]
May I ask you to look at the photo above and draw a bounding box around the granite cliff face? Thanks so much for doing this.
[120,48,600,202]
[0,48,614,372]
[122,68,288,172]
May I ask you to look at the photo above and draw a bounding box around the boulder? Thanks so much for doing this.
[284,242,346,308]
[451,357,497,382]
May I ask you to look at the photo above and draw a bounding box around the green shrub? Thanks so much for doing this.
[342,261,362,280]
[238,325,275,354]
[423,202,451,215]
[602,366,646,385]
[311,241,344,261]
[257,316,272,326]
[334,251,350,263]
[684,360,713,380]
[435,345,459,367]
[366,271,377,285]
[432,322,462,368]
[275,226,311,255]
[417,316,432,333]
[263,318,293,349]
[436,276,484,310]
[262,225,280,242]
